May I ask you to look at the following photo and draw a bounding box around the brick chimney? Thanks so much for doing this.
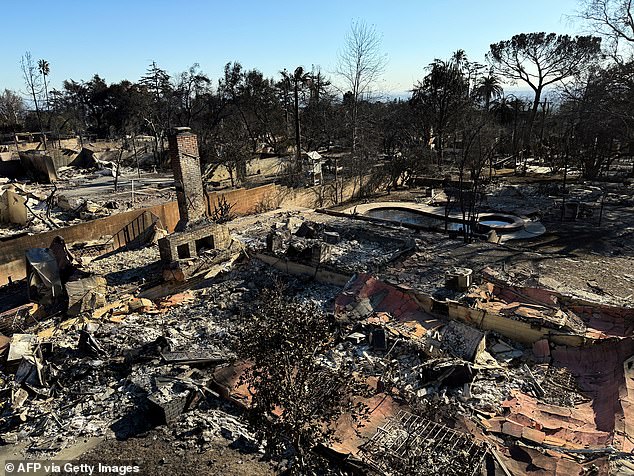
[169,127,206,230]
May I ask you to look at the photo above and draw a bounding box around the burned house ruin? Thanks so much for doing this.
[1,10,634,472]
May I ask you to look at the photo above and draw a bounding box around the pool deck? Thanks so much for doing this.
[342,201,546,242]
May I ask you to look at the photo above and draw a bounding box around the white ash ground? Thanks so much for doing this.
[3,182,634,468]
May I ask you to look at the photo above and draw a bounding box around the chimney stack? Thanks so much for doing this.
[168,127,206,230]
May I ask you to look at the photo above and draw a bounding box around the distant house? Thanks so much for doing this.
[302,151,324,185]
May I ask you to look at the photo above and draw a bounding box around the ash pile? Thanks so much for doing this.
[260,216,414,275]
[0,260,266,458]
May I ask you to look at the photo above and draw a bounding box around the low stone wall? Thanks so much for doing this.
[1,138,82,152]
[0,138,133,153]
[256,253,351,287]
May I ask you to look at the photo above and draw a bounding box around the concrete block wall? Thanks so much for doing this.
[256,253,351,287]
[206,184,280,216]
[158,223,230,262]
[0,201,180,285]
[205,179,361,216]
[272,180,359,210]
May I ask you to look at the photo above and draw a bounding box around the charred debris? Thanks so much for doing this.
[0,129,633,476]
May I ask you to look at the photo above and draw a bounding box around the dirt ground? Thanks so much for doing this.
[62,434,275,476]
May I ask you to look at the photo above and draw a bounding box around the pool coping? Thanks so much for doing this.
[341,202,546,242]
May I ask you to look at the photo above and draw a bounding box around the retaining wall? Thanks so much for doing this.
[0,201,179,285]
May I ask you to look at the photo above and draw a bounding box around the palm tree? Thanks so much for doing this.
[450,50,478,98]
[450,49,468,73]
[490,95,514,124]
[476,72,503,111]
[38,59,50,115]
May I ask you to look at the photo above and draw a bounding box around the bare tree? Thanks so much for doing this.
[0,89,25,148]
[139,61,172,166]
[456,116,500,242]
[336,20,386,156]
[214,114,251,187]
[113,139,128,192]
[173,63,211,127]
[577,0,634,59]
[21,51,47,149]
[336,20,387,200]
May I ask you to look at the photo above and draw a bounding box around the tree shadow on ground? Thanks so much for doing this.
[103,261,162,287]
[110,388,158,440]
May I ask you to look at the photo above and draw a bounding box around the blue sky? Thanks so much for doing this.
[0,0,582,96]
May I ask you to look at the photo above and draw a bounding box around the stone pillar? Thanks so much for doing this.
[169,127,206,230]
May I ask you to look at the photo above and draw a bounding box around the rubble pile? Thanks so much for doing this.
[326,272,632,473]
[85,246,162,287]
[245,215,414,274]
[0,266,270,457]
[484,183,556,217]
[1,224,355,454]
[0,158,175,241]
[0,166,633,474]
